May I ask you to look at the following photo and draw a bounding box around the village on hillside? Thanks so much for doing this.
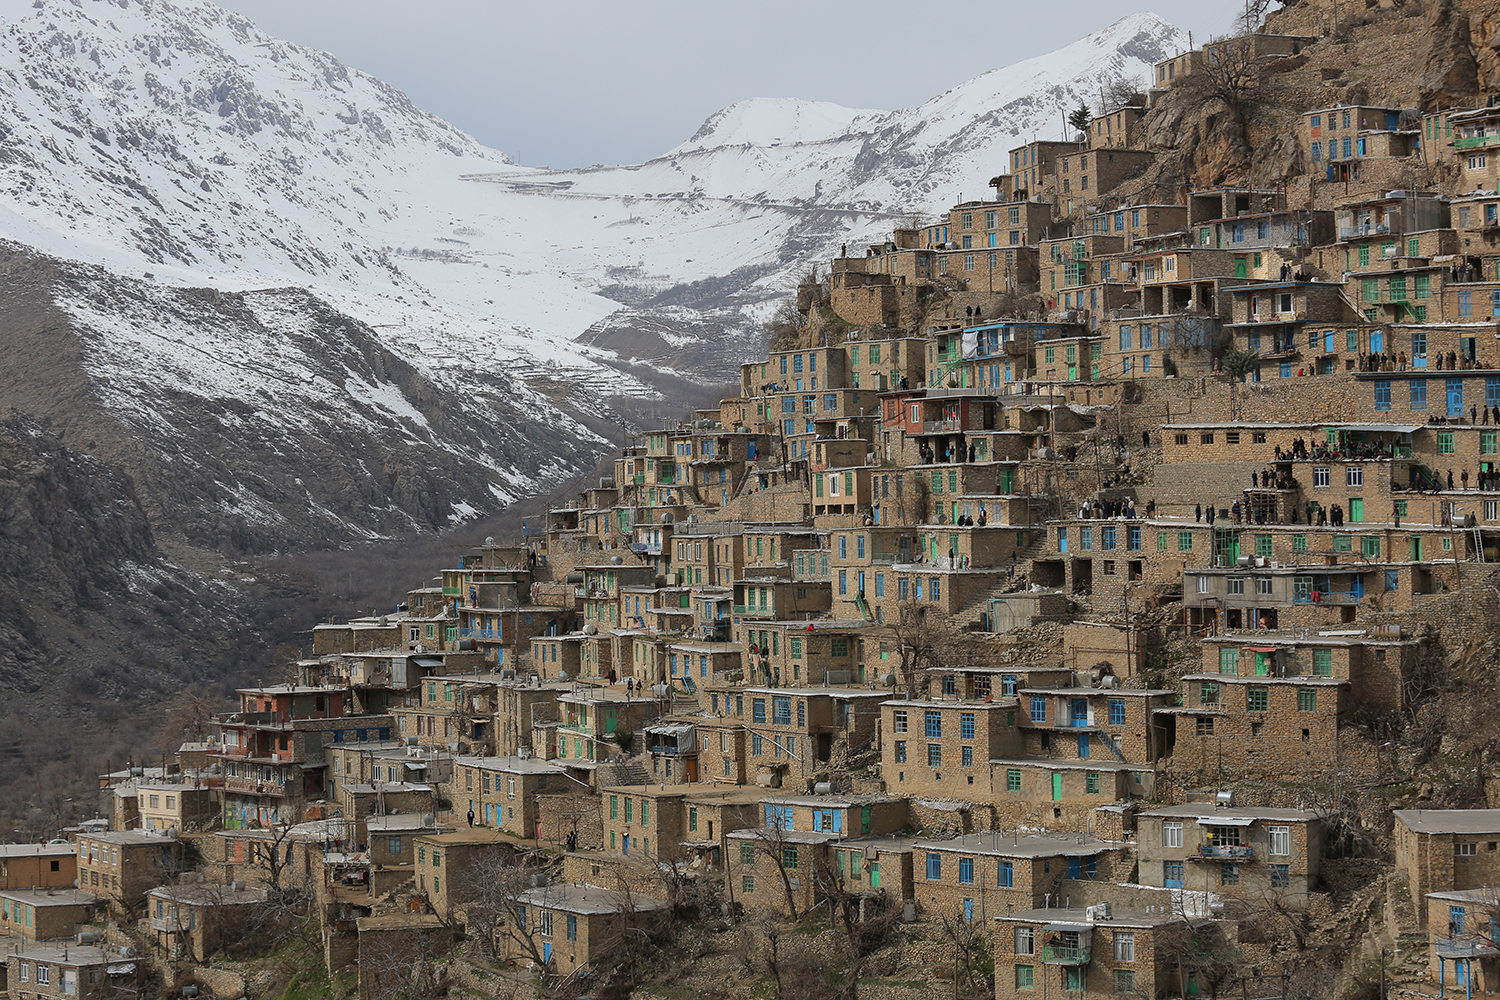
[17,9,1500,1000]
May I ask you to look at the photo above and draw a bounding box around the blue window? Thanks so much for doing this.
[1141,325,1152,349]
[1109,699,1126,725]
[928,743,942,766]
[962,746,973,766]
[874,573,885,597]
[1120,325,1132,350]
[1280,361,1291,378]
[1460,291,1474,317]
[1492,290,1500,316]
[1079,527,1092,551]
[1374,379,1391,411]
[1488,376,1500,408]
[1411,380,1427,410]
[1311,141,1322,161]
[959,857,975,884]
[926,854,942,880]
[960,713,976,739]
[1002,675,1019,696]
[1343,136,1352,158]
[1449,377,1465,418]
[1030,696,1047,723]
[998,861,1014,887]
[925,711,942,738]
[1102,526,1116,550]
[1128,526,1141,551]
[1386,569,1400,590]
[1164,860,1185,888]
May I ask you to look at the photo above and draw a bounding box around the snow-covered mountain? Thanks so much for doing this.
[0,0,1187,548]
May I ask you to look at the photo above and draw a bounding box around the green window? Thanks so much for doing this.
[1439,431,1455,454]
[1333,536,1352,552]
[624,798,632,822]
[1358,246,1370,267]
[782,845,799,868]
[1116,971,1136,994]
[689,808,698,832]
[1415,273,1430,299]
[610,796,618,820]
[1291,534,1307,551]
[1346,330,1358,353]
[790,638,802,658]
[1312,649,1333,676]
[641,800,650,824]
[1157,532,1168,551]
[1298,689,1317,712]
[1016,966,1035,988]
[1247,686,1269,712]
[1086,772,1101,794]
[1178,531,1193,552]
[1484,431,1498,455]
[1361,536,1381,558]
[1007,769,1022,791]
[1045,346,1055,363]
[740,843,755,865]
[1219,648,1238,674]
[1255,534,1272,557]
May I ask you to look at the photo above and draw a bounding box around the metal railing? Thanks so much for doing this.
[1198,844,1254,860]
[1040,943,1091,965]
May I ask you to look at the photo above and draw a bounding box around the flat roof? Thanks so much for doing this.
[0,844,77,858]
[994,905,1185,928]
[913,832,1126,858]
[1395,809,1500,835]
[147,883,268,906]
[454,756,571,776]
[0,888,102,907]
[515,882,668,915]
[1139,803,1321,823]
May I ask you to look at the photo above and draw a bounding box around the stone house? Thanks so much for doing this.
[0,846,76,891]
[500,882,668,976]
[0,889,102,942]
[1136,803,1323,907]
[147,882,270,961]
[1395,809,1500,924]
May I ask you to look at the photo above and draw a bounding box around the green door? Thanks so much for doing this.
[1234,257,1248,278]
[1255,653,1270,676]
[861,806,872,834]
[1410,536,1423,560]
[869,862,881,888]
[1001,469,1015,493]
[1052,773,1063,801]
[1349,498,1364,522]
[1067,364,1077,381]
[605,709,618,734]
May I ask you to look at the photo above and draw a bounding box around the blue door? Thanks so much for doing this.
[622,835,630,856]
[963,898,974,922]
[1078,734,1091,759]
[1370,330,1383,354]
[1456,961,1468,986]
[543,942,551,963]
[1324,330,1335,354]
[1070,699,1088,727]
[1165,860,1185,888]
[1449,378,1464,418]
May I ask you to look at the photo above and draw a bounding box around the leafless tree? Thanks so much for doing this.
[460,847,559,963]
[883,602,965,699]
[936,912,995,1000]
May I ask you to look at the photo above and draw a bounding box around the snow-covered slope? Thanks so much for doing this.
[0,0,1186,546]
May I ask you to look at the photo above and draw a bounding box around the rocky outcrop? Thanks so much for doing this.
[1419,0,1482,105]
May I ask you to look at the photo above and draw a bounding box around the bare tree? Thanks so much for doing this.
[883,603,964,699]
[460,848,559,963]
[1185,37,1262,154]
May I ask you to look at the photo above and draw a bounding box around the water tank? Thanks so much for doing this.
[406,736,419,746]
[1100,675,1119,690]
[458,639,477,651]
[565,572,584,585]
[1216,789,1235,808]
[661,513,675,524]
[557,671,570,682]
[813,782,833,795]
[181,987,200,999]
[529,873,549,888]
[881,673,897,687]
[485,536,496,545]
[610,555,624,565]
[231,881,246,892]
[583,624,598,635]
[500,668,517,681]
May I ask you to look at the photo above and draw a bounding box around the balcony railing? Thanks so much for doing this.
[1040,944,1091,965]
[1197,844,1254,860]
[441,586,462,597]
[221,776,289,798]
[458,628,501,640]
[1292,592,1361,606]
[1435,935,1500,958]
[1339,222,1391,239]
[732,604,774,616]
[1455,134,1500,150]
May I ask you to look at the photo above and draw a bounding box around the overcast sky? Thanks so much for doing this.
[214,1,1245,168]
